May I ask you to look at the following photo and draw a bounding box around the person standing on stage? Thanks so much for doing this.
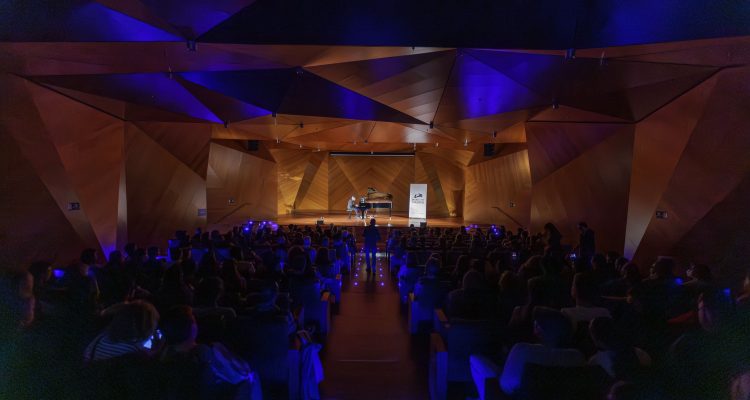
[363,218,381,273]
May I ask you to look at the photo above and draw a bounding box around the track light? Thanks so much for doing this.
[186,40,197,52]
[299,122,304,129]
[464,138,469,147]
[223,121,229,128]
[413,143,416,151]
[429,121,434,130]
[276,138,280,144]
[552,99,560,110]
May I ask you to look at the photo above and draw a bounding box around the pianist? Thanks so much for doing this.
[346,196,357,219]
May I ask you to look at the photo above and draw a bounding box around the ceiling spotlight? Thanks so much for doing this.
[223,121,229,128]
[429,121,434,130]
[299,144,303,149]
[464,138,469,147]
[413,143,416,151]
[435,142,439,148]
[299,122,304,129]
[276,137,280,144]
[186,40,197,52]
[492,130,497,138]
[552,99,560,110]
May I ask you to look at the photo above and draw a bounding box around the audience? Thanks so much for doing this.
[3,219,749,400]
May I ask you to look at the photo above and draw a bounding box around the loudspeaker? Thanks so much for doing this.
[483,143,494,157]
[246,140,259,151]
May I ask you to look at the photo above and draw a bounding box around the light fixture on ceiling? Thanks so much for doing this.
[272,112,277,126]
[186,40,197,52]
[599,50,607,67]
[276,137,280,144]
[299,144,302,149]
[413,143,416,151]
[435,142,439,148]
[464,138,469,147]
[299,122,304,129]
[223,121,229,128]
[552,98,560,110]
[429,121,434,130]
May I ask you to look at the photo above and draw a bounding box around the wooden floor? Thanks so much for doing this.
[278,212,466,228]
[319,251,430,400]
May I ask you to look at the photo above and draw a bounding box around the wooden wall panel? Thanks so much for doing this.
[329,156,414,212]
[125,123,207,248]
[528,124,635,253]
[133,122,212,178]
[671,172,750,285]
[296,152,329,211]
[206,142,277,227]
[327,158,358,213]
[464,150,532,228]
[29,81,127,255]
[415,152,464,217]
[633,67,750,267]
[271,149,309,214]
[624,77,717,259]
[0,125,87,268]
[0,75,102,255]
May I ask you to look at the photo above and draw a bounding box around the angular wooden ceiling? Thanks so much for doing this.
[0,0,747,158]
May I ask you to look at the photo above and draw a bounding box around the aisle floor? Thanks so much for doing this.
[319,253,430,400]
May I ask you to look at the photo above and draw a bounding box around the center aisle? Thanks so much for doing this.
[319,251,430,400]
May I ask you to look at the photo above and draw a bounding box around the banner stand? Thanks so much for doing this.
[408,183,427,224]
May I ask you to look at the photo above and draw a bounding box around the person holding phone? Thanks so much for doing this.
[83,300,160,363]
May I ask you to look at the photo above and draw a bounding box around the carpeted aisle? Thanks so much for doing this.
[319,251,430,400]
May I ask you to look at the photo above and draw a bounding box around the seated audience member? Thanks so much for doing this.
[517,255,543,287]
[731,369,750,400]
[683,263,713,300]
[497,271,525,325]
[219,259,246,306]
[499,307,585,395]
[156,263,193,311]
[243,280,296,335]
[414,258,442,308]
[192,277,237,321]
[602,262,642,298]
[527,255,571,309]
[446,270,495,320]
[588,317,651,379]
[302,236,317,268]
[666,289,741,399]
[159,305,259,400]
[313,247,335,279]
[562,272,611,329]
[0,270,35,337]
[736,269,750,308]
[508,278,556,344]
[83,300,160,362]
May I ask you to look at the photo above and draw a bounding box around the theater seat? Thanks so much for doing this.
[430,312,502,400]
[226,316,301,399]
[518,364,610,400]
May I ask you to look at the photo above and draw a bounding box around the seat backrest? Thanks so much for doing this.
[519,364,610,400]
[444,319,502,358]
[226,316,291,383]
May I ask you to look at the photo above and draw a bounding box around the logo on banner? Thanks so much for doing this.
[412,193,424,204]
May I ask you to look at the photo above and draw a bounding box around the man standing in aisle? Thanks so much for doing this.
[578,222,596,266]
[363,218,381,273]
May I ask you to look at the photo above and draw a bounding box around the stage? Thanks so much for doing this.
[276,212,466,228]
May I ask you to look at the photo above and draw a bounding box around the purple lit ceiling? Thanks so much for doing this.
[1,0,746,152]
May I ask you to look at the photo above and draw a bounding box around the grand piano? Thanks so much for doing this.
[356,187,393,218]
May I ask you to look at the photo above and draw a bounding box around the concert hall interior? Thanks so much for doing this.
[2,1,750,400]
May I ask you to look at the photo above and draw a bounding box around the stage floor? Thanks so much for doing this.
[276,212,466,228]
